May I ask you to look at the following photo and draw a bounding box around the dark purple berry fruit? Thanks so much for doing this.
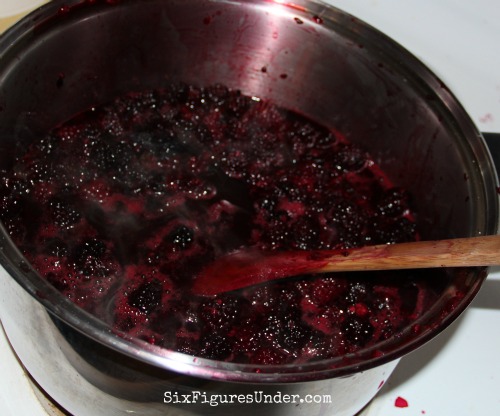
[342,316,374,346]
[128,280,163,314]
[165,225,195,252]
[48,195,82,229]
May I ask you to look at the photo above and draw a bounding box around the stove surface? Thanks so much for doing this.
[1,1,500,415]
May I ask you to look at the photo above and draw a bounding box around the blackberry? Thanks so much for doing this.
[199,333,233,360]
[165,225,195,252]
[48,195,82,229]
[71,238,110,277]
[342,316,374,347]
[128,280,163,315]
[376,188,411,217]
[198,295,244,332]
[43,238,69,257]
[251,347,288,365]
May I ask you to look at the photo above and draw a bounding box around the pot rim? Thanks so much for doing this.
[0,0,498,383]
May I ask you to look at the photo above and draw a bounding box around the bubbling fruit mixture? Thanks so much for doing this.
[0,83,438,364]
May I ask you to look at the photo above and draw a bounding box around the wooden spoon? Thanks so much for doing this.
[192,235,500,296]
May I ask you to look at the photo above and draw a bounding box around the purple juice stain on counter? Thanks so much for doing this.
[395,396,409,408]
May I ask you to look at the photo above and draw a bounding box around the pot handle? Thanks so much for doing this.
[483,132,500,174]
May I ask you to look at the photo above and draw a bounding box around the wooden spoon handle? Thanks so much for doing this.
[318,235,500,273]
[193,235,500,296]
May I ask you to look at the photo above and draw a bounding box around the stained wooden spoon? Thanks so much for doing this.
[192,235,500,296]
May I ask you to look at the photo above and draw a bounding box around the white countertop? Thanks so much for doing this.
[1,1,500,415]
[327,0,500,134]
[362,268,500,416]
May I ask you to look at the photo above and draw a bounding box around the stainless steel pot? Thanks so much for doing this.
[0,1,498,415]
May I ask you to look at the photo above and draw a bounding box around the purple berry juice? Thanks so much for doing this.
[0,83,439,364]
